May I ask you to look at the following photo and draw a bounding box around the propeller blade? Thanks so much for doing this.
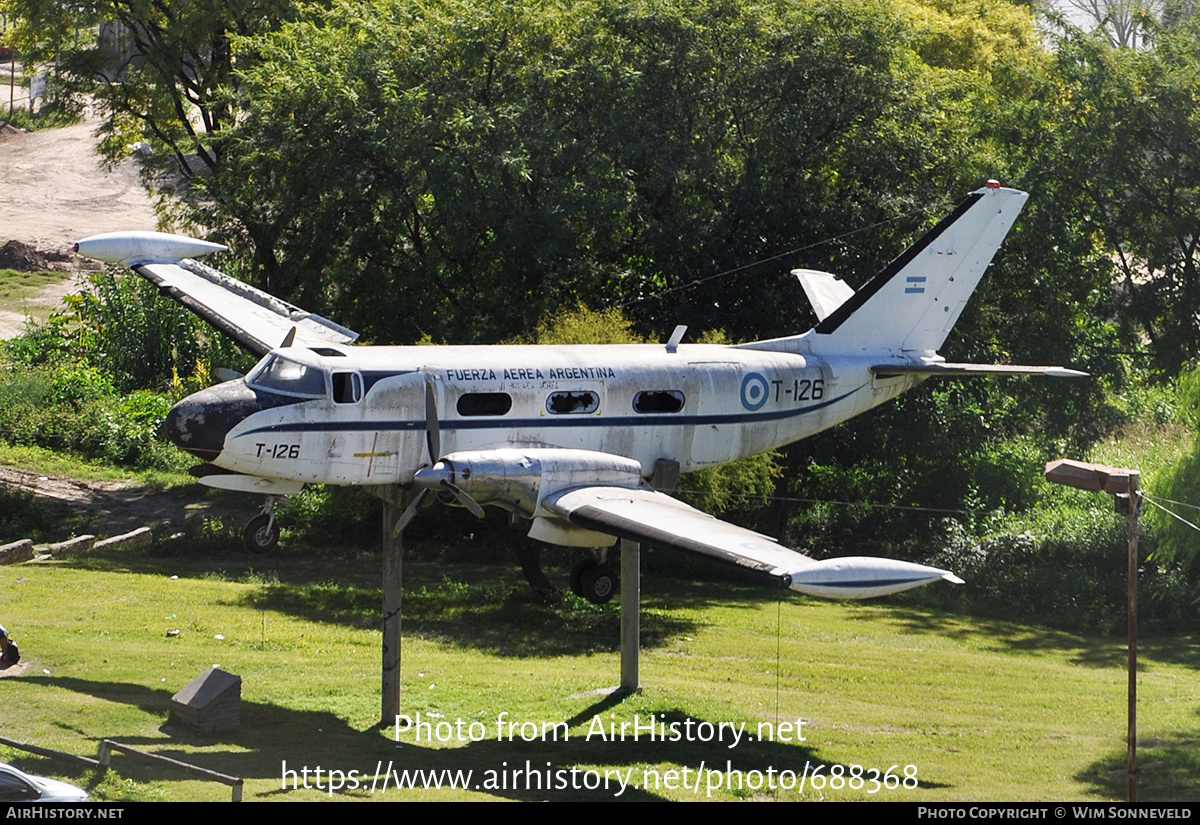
[410,459,485,520]
[424,376,441,461]
[391,488,430,537]
[441,480,485,519]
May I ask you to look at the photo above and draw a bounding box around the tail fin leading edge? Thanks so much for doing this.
[812,184,1028,353]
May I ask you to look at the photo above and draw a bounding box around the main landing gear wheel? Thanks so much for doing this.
[570,559,594,596]
[243,513,279,554]
[571,560,616,605]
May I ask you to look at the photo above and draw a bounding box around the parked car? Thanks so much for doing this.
[0,762,89,802]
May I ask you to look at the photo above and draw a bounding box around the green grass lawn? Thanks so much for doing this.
[0,443,193,488]
[2,545,1196,801]
[0,268,68,322]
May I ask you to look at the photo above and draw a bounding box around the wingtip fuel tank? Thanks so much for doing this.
[74,231,228,266]
[785,557,964,600]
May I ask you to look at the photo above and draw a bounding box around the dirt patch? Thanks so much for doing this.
[0,114,157,339]
[0,240,74,273]
[0,115,157,255]
[0,659,31,678]
[0,466,257,539]
[0,122,24,143]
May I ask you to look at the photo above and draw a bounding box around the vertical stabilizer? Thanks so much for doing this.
[811,183,1027,353]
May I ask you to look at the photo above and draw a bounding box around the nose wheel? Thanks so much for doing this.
[243,497,280,554]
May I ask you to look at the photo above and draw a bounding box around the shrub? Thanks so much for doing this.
[0,483,57,543]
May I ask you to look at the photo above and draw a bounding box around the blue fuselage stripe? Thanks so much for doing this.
[800,577,934,588]
[239,384,867,437]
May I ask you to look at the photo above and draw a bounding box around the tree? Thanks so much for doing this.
[1055,0,1162,48]
[1024,23,1200,375]
[0,0,299,177]
[196,0,1038,347]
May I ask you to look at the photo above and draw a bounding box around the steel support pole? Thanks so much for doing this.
[620,538,640,693]
[1126,472,1140,803]
[381,497,404,727]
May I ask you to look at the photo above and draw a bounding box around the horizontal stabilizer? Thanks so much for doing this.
[794,268,855,322]
[870,362,1088,379]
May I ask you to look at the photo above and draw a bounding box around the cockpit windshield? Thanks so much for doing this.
[247,354,327,398]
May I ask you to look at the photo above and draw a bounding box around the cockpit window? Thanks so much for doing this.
[248,355,327,398]
[332,372,363,404]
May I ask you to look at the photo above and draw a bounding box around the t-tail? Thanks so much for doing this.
[800,181,1086,378]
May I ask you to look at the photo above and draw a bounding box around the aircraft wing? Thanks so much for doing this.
[135,260,358,356]
[74,231,359,356]
[540,485,962,599]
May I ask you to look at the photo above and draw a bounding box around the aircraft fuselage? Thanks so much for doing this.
[166,337,918,488]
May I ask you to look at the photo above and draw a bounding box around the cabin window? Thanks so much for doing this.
[332,372,363,404]
[546,390,599,415]
[249,355,327,398]
[633,390,685,413]
[457,392,513,416]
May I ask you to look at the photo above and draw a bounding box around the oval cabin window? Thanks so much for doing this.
[457,392,513,416]
[633,390,685,413]
[546,390,599,414]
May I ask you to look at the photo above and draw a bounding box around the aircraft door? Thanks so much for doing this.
[687,361,742,467]
[344,370,429,485]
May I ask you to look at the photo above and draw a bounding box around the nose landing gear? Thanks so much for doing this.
[243,496,280,554]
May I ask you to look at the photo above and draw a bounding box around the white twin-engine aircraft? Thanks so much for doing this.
[76,182,1083,604]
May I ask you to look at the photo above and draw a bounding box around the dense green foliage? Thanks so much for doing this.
[0,100,81,131]
[0,269,250,472]
[0,356,178,469]
[1022,21,1200,376]
[1151,368,1200,572]
[196,0,1025,344]
[6,0,1200,629]
[0,0,300,176]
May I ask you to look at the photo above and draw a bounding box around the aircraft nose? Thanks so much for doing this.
[163,381,273,461]
[164,394,230,460]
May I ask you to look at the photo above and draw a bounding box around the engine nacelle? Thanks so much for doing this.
[413,448,645,520]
